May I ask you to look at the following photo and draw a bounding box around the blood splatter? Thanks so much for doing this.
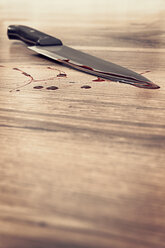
[92,77,105,82]
[11,67,58,91]
[10,67,34,92]
[22,72,31,77]
[33,86,44,89]
[57,73,67,77]
[47,66,60,72]
[140,70,151,75]
[13,67,22,71]
[13,68,34,82]
[46,86,59,90]
[81,85,91,89]
[81,65,94,71]
[47,66,67,78]
[63,59,70,62]
[47,66,67,77]
[10,63,159,91]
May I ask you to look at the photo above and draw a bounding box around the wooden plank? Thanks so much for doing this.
[0,0,165,247]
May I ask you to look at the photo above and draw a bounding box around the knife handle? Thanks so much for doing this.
[7,25,63,46]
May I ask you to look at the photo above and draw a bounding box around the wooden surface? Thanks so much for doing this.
[0,0,165,247]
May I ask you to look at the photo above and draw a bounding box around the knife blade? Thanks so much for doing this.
[7,25,160,89]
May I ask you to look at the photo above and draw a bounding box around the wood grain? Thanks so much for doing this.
[0,0,165,247]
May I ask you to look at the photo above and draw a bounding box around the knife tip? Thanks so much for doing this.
[144,82,160,89]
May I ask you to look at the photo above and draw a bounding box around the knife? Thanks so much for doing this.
[7,25,160,89]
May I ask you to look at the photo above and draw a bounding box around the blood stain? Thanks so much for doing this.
[12,67,34,81]
[140,70,151,75]
[92,77,105,82]
[46,86,59,90]
[11,67,34,91]
[63,59,70,62]
[81,85,91,89]
[33,86,44,89]
[57,73,67,77]
[47,66,67,77]
[16,89,20,91]
[81,65,94,71]
[22,72,31,77]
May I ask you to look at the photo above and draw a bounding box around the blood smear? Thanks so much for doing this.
[92,77,105,82]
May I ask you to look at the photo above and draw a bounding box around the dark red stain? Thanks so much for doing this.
[140,70,151,75]
[63,59,70,62]
[81,65,94,71]
[46,86,59,90]
[81,85,91,89]
[33,86,44,89]
[47,66,61,72]
[47,66,67,77]
[92,77,105,82]
[57,73,67,77]
[22,72,31,77]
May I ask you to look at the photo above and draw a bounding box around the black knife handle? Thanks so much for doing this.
[7,25,63,46]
